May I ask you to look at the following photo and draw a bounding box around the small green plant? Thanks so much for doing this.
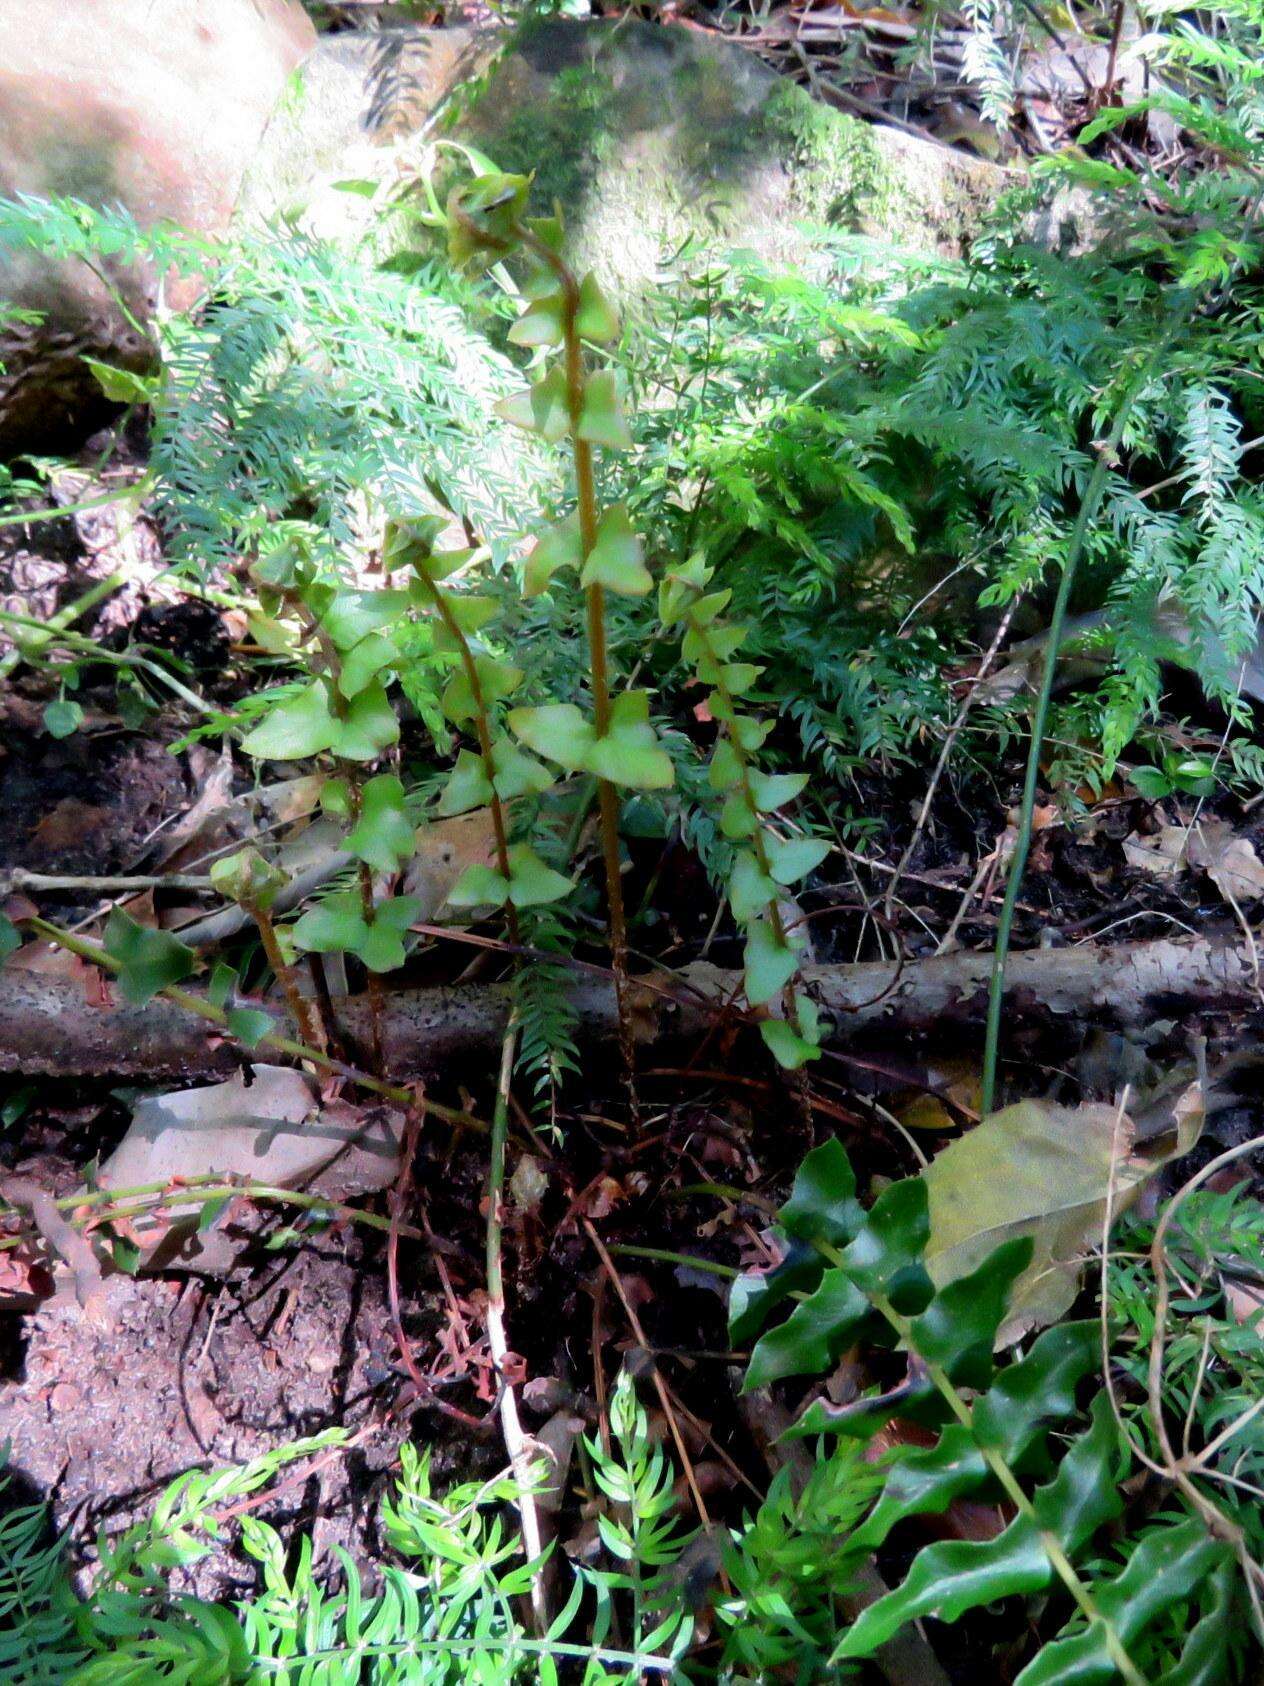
[0,1376,693,1684]
[730,1137,1253,1681]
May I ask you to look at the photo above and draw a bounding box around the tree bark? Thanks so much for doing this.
[0,932,1254,1081]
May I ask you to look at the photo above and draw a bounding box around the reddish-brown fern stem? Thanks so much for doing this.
[517,226,634,1081]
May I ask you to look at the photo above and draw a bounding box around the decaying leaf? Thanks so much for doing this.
[1123,818,1264,906]
[923,1092,1202,1345]
[96,1066,404,1272]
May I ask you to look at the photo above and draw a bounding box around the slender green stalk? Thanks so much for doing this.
[0,569,124,680]
[980,347,1171,1114]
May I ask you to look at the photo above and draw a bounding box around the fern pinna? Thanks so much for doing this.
[732,1138,1245,1683]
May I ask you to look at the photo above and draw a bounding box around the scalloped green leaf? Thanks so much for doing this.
[320,589,410,651]
[586,691,674,790]
[490,738,554,800]
[760,1011,823,1070]
[834,1515,1049,1660]
[338,631,398,698]
[524,513,582,597]
[766,834,831,886]
[576,370,632,450]
[241,681,336,760]
[840,1177,933,1314]
[437,748,494,817]
[576,271,620,344]
[328,679,399,761]
[707,740,742,792]
[730,851,776,923]
[505,843,574,909]
[749,770,809,813]
[104,909,195,1005]
[743,1268,871,1392]
[508,702,596,771]
[581,504,651,597]
[508,285,567,348]
[442,656,523,725]
[290,891,420,973]
[494,365,571,441]
[346,774,415,872]
[446,862,510,910]
[743,919,799,1006]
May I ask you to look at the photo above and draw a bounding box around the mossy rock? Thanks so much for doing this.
[459,21,1008,286]
[243,20,1009,287]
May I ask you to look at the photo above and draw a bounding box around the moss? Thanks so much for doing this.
[761,81,891,227]
[465,64,617,225]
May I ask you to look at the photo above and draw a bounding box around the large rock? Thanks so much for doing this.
[0,0,314,453]
[242,20,1009,288]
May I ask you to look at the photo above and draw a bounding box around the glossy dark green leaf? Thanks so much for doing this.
[790,1371,943,1442]
[728,1239,824,1347]
[104,910,195,1005]
[743,1267,870,1392]
[973,1322,1101,1467]
[910,1236,1033,1388]
[779,1137,864,1249]
[1031,1394,1125,1554]
[841,1177,933,1314]
[834,1515,1050,1660]
[1093,1519,1229,1645]
[850,1424,988,1553]
[1167,1560,1239,1686]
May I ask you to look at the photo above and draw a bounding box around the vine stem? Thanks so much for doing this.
[518,225,636,1088]
[980,338,1175,1115]
[865,1284,1148,1686]
[21,914,486,1132]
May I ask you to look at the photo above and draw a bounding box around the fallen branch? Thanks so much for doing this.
[0,931,1257,1079]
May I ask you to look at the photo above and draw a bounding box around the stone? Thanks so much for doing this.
[0,0,314,451]
[243,20,1010,291]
